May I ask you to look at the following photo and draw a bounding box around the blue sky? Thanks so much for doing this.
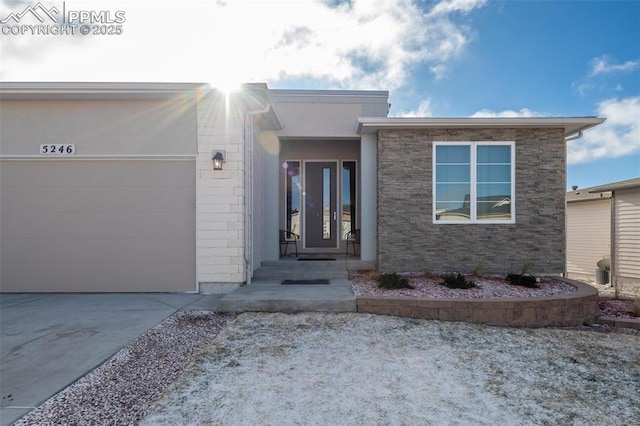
[1,0,638,190]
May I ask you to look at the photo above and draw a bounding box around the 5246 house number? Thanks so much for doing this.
[40,144,76,155]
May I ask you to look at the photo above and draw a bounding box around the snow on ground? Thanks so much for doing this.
[143,312,640,425]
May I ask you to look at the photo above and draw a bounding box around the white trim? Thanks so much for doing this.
[433,141,516,225]
[0,155,196,161]
[357,116,606,137]
[0,82,206,100]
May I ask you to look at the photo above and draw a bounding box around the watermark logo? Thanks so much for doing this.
[1,2,125,36]
[0,2,60,24]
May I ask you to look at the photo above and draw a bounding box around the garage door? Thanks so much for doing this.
[0,159,196,292]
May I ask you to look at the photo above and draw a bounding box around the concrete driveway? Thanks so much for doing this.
[0,293,216,425]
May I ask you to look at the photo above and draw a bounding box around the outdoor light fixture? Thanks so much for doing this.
[212,151,224,170]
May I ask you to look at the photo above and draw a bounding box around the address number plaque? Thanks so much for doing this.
[40,144,76,155]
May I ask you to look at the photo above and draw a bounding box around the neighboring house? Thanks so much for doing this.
[0,82,604,293]
[567,178,640,296]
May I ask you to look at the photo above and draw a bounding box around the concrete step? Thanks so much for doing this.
[253,268,348,280]
[252,258,376,281]
[255,260,349,280]
[216,279,356,313]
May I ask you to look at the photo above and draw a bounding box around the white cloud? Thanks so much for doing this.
[429,0,488,15]
[568,96,640,164]
[429,64,448,80]
[0,0,487,90]
[590,56,640,76]
[396,99,433,117]
[470,108,544,118]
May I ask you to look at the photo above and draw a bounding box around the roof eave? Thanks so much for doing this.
[0,82,208,100]
[356,117,606,137]
[587,178,640,193]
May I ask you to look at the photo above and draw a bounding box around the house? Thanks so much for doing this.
[567,178,640,296]
[0,82,604,293]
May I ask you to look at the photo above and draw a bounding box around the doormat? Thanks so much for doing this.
[297,258,336,261]
[281,279,330,285]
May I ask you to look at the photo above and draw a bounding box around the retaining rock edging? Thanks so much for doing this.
[596,316,640,330]
[356,278,598,327]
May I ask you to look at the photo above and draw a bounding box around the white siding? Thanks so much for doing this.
[615,188,640,284]
[566,199,610,281]
[196,92,246,293]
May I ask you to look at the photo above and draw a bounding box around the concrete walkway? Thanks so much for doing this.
[0,293,220,426]
[0,282,355,424]
[216,279,356,313]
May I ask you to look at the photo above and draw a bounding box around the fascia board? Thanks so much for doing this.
[0,82,207,100]
[587,178,640,193]
[356,117,606,137]
[269,89,389,105]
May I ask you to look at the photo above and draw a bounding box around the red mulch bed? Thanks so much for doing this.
[598,297,640,320]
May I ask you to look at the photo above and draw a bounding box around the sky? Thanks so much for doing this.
[1,0,638,190]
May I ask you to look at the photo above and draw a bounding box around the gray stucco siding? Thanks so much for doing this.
[377,128,566,275]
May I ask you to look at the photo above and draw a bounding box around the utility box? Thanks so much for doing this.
[596,268,609,284]
[596,258,610,284]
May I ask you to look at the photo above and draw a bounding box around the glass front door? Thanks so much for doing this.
[305,161,337,248]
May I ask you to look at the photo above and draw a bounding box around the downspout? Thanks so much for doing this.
[564,130,583,142]
[610,191,617,296]
[243,101,272,285]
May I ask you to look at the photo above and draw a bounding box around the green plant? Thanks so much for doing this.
[440,273,476,289]
[506,273,539,288]
[520,262,532,276]
[423,266,437,279]
[472,263,485,277]
[377,273,413,289]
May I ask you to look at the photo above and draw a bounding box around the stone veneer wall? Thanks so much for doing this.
[377,128,566,275]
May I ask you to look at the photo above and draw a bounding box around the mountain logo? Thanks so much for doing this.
[0,2,60,24]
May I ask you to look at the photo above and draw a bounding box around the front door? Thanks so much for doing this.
[305,161,337,248]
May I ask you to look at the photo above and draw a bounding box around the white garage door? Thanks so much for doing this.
[0,159,196,292]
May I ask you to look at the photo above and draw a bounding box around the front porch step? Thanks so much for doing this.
[216,279,356,313]
[253,260,349,280]
[252,259,377,281]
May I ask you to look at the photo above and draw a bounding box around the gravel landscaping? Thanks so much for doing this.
[142,312,640,425]
[11,291,639,425]
[350,272,578,298]
[14,312,235,426]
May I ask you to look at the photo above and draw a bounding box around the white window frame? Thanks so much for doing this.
[433,141,515,224]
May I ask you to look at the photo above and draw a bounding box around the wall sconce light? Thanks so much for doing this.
[212,151,225,170]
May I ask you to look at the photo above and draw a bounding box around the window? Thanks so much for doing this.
[284,161,301,234]
[433,142,515,224]
[342,161,357,239]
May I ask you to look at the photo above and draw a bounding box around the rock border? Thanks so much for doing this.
[596,316,640,330]
[356,277,598,327]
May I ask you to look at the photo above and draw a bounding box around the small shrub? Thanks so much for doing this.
[441,273,476,289]
[357,269,380,281]
[471,263,485,277]
[423,266,437,279]
[506,273,539,288]
[520,263,532,276]
[377,273,413,289]
[631,299,640,317]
